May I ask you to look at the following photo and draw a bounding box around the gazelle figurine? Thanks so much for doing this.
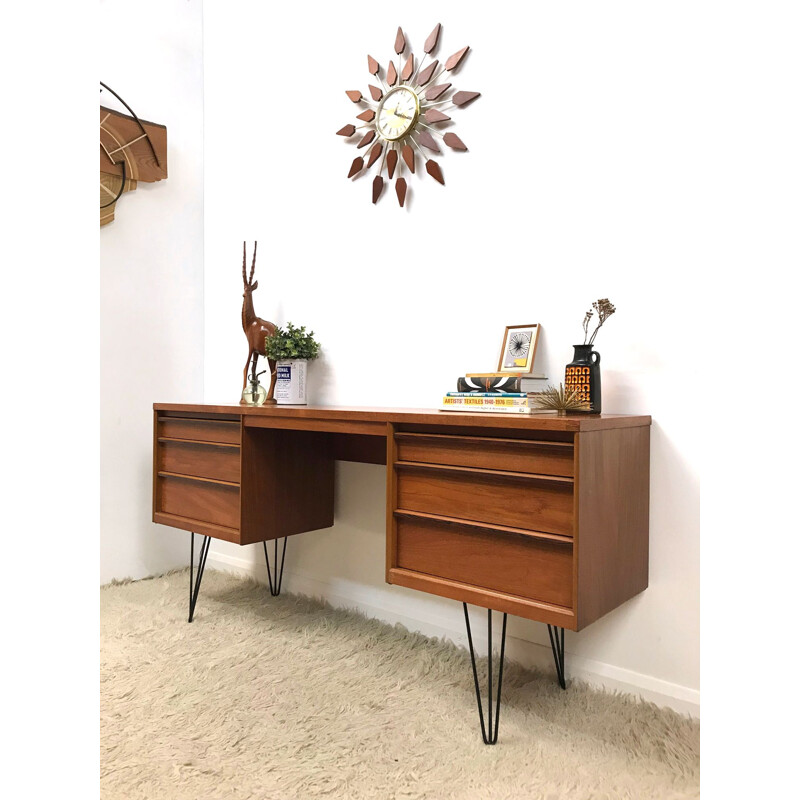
[241,241,277,402]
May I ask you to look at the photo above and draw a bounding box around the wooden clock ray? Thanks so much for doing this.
[337,23,479,207]
[100,82,168,226]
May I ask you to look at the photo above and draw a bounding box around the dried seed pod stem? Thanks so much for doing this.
[585,298,617,344]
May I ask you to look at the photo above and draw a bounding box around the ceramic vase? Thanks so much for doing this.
[565,344,601,413]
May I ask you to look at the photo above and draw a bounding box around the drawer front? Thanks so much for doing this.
[396,516,573,608]
[396,466,573,536]
[158,416,241,444]
[158,475,240,530]
[159,440,240,483]
[396,433,574,477]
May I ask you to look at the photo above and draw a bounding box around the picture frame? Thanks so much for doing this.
[497,324,540,374]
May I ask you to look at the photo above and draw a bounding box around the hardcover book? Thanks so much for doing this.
[441,396,532,408]
[439,395,562,415]
[439,403,536,414]
[446,391,527,398]
[456,376,521,393]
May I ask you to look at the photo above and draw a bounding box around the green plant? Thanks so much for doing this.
[264,322,321,361]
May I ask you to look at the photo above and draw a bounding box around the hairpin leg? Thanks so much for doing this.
[263,537,288,596]
[463,603,507,745]
[188,532,211,623]
[547,624,566,689]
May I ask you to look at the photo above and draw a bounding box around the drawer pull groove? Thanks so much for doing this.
[157,471,239,488]
[388,568,576,628]
[158,415,240,425]
[395,432,573,449]
[393,510,573,544]
[395,460,574,484]
[158,437,239,449]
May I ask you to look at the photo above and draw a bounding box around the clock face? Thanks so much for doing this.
[376,87,420,141]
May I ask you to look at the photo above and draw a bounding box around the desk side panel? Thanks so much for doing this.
[386,423,398,581]
[239,427,334,545]
[153,410,159,521]
[575,425,650,629]
[331,432,388,464]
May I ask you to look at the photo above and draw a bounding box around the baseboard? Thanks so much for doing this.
[206,550,700,719]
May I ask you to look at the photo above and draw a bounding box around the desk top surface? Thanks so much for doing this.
[155,403,651,432]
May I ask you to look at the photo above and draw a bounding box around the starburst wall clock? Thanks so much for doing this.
[337,23,479,207]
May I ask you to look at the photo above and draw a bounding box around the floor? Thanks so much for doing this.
[101,569,700,799]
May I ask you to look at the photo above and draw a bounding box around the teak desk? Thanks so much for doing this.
[153,403,651,744]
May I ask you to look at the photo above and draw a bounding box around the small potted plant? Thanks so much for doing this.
[264,323,321,405]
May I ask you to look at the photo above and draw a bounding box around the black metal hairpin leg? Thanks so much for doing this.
[547,624,566,689]
[463,604,508,745]
[263,537,288,596]
[188,533,211,623]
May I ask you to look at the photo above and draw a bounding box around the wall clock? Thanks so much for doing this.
[100,82,168,227]
[338,23,479,207]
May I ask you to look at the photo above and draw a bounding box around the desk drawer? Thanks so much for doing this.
[396,516,573,608]
[395,464,573,536]
[158,474,240,530]
[158,416,241,445]
[396,432,574,477]
[158,440,240,483]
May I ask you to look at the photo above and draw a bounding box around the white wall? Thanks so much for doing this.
[100,0,205,583]
[203,1,701,714]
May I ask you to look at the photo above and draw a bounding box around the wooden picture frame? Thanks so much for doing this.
[497,324,540,374]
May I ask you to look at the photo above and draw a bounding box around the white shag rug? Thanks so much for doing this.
[101,569,699,799]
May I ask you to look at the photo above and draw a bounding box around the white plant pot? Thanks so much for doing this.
[275,359,308,405]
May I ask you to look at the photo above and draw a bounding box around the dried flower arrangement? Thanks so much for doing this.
[530,383,592,415]
[582,298,616,345]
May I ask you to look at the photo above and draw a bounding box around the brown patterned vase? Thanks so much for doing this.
[565,344,601,413]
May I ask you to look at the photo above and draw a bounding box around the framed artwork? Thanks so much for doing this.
[498,324,540,374]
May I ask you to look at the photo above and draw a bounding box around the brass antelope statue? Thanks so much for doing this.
[241,241,277,401]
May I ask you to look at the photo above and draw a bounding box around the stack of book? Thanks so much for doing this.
[440,373,552,414]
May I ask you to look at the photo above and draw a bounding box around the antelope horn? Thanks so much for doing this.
[249,240,257,283]
[242,241,247,285]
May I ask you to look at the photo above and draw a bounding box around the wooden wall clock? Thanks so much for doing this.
[100,82,168,227]
[338,23,479,207]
